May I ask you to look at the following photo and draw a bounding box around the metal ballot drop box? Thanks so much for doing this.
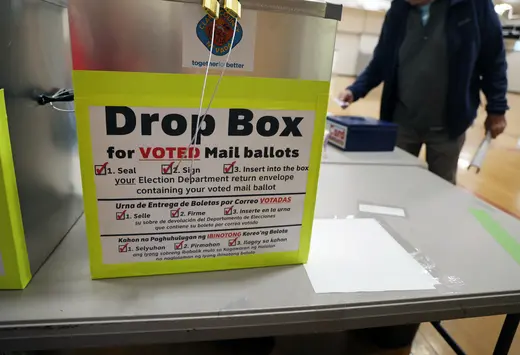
[0,0,83,289]
[69,0,341,279]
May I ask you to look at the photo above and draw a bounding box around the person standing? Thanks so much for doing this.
[338,0,508,184]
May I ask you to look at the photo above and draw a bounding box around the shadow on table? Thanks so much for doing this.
[21,331,413,355]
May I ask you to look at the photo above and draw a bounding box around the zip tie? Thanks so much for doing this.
[49,89,75,112]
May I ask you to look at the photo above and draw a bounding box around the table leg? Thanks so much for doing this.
[493,314,520,355]
[431,322,466,355]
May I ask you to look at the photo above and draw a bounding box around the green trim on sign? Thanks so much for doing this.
[297,93,329,263]
[0,89,32,289]
[72,71,329,110]
[72,71,330,279]
[470,208,520,265]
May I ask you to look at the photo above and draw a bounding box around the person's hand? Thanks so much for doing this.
[337,89,354,109]
[406,0,434,5]
[485,114,507,139]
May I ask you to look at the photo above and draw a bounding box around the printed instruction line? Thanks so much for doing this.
[98,192,306,202]
[100,224,302,237]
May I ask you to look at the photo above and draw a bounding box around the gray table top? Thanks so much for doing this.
[1,165,520,351]
[322,145,427,168]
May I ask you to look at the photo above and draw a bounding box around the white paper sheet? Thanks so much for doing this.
[304,219,438,293]
[359,204,406,217]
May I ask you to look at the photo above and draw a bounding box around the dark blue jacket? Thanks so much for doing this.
[348,0,509,138]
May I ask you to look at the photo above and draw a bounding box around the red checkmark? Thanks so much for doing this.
[224,206,234,215]
[163,161,175,174]
[224,161,236,173]
[95,162,108,175]
[119,243,129,253]
[171,208,181,218]
[116,210,127,220]
[175,241,184,250]
[228,236,239,246]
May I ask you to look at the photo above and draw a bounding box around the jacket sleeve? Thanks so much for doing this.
[347,11,392,101]
[479,0,509,115]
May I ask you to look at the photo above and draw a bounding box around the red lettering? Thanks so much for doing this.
[192,147,201,159]
[139,147,152,159]
[260,197,292,204]
[331,127,345,140]
[165,147,176,158]
[329,126,347,147]
[178,147,187,159]
[138,147,201,159]
[152,147,166,159]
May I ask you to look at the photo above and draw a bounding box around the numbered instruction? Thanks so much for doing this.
[90,106,316,264]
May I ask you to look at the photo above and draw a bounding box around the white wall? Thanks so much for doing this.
[332,8,384,76]
[507,51,520,93]
[506,39,520,93]
[333,34,360,76]
[364,11,385,34]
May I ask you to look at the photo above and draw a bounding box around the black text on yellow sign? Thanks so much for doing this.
[105,107,304,144]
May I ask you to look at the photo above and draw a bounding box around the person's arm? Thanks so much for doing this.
[347,11,393,101]
[479,0,509,137]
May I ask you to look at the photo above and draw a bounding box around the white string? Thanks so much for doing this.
[50,102,75,112]
[193,18,217,149]
[187,18,239,175]
[198,19,238,129]
[174,18,217,172]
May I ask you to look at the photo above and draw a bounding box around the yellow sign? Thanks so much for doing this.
[0,89,31,289]
[73,71,329,279]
